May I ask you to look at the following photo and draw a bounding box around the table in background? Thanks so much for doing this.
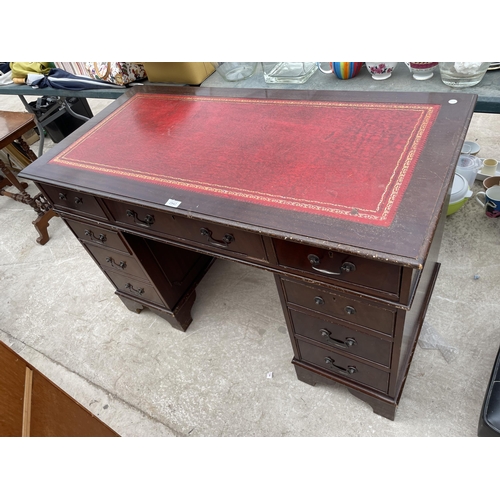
[201,63,500,114]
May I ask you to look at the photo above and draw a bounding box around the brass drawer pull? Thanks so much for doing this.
[126,209,155,228]
[58,193,83,205]
[314,296,325,305]
[307,254,356,276]
[105,257,126,270]
[324,357,357,375]
[84,229,107,243]
[125,283,144,296]
[320,329,356,349]
[200,227,235,248]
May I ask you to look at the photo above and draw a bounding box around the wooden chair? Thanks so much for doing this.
[0,110,56,245]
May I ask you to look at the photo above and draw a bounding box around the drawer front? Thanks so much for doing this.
[290,309,393,367]
[42,184,107,219]
[104,199,268,261]
[65,219,130,253]
[105,269,164,307]
[297,339,390,393]
[84,244,147,281]
[274,239,401,297]
[282,279,396,336]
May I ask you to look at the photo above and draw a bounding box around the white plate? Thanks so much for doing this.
[475,158,500,181]
[462,141,480,154]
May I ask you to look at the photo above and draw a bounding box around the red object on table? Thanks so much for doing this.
[50,93,439,227]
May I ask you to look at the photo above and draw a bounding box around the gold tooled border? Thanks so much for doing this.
[51,93,439,222]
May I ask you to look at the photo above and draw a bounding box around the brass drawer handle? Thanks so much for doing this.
[324,357,357,375]
[320,329,356,349]
[126,210,155,228]
[125,283,144,296]
[58,193,83,205]
[314,296,325,305]
[106,257,126,270]
[84,229,107,243]
[200,227,235,248]
[307,254,356,276]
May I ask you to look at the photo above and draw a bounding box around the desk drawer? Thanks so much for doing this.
[42,184,107,219]
[105,269,164,307]
[282,279,396,336]
[84,244,147,281]
[104,199,268,261]
[274,239,401,298]
[65,219,130,253]
[297,339,390,393]
[290,309,393,367]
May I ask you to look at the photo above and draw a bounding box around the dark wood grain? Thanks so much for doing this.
[16,86,475,421]
[0,342,26,436]
[19,86,477,267]
[0,341,118,437]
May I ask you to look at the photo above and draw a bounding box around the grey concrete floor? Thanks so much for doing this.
[1,91,500,437]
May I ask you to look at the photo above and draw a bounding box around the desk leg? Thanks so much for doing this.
[295,363,397,420]
[116,234,214,332]
[116,289,196,332]
[347,388,397,421]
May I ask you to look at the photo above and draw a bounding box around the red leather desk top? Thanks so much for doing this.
[20,86,476,265]
[49,93,439,228]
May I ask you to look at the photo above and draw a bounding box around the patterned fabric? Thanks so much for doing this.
[53,62,89,76]
[85,62,147,85]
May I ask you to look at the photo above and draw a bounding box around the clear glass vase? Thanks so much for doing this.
[439,62,491,88]
[261,62,317,84]
[211,62,257,82]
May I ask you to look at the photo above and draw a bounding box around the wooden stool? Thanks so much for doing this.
[0,110,56,245]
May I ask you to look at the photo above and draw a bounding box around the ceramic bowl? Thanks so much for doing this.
[365,62,398,80]
[483,176,500,190]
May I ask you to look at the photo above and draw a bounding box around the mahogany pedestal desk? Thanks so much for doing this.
[19,86,476,420]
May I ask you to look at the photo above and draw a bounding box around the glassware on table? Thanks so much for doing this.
[439,62,491,88]
[261,62,317,84]
[211,62,257,82]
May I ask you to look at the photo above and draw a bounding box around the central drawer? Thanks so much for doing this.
[104,199,268,261]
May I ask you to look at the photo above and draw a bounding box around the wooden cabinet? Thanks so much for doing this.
[19,86,476,420]
[0,341,118,437]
